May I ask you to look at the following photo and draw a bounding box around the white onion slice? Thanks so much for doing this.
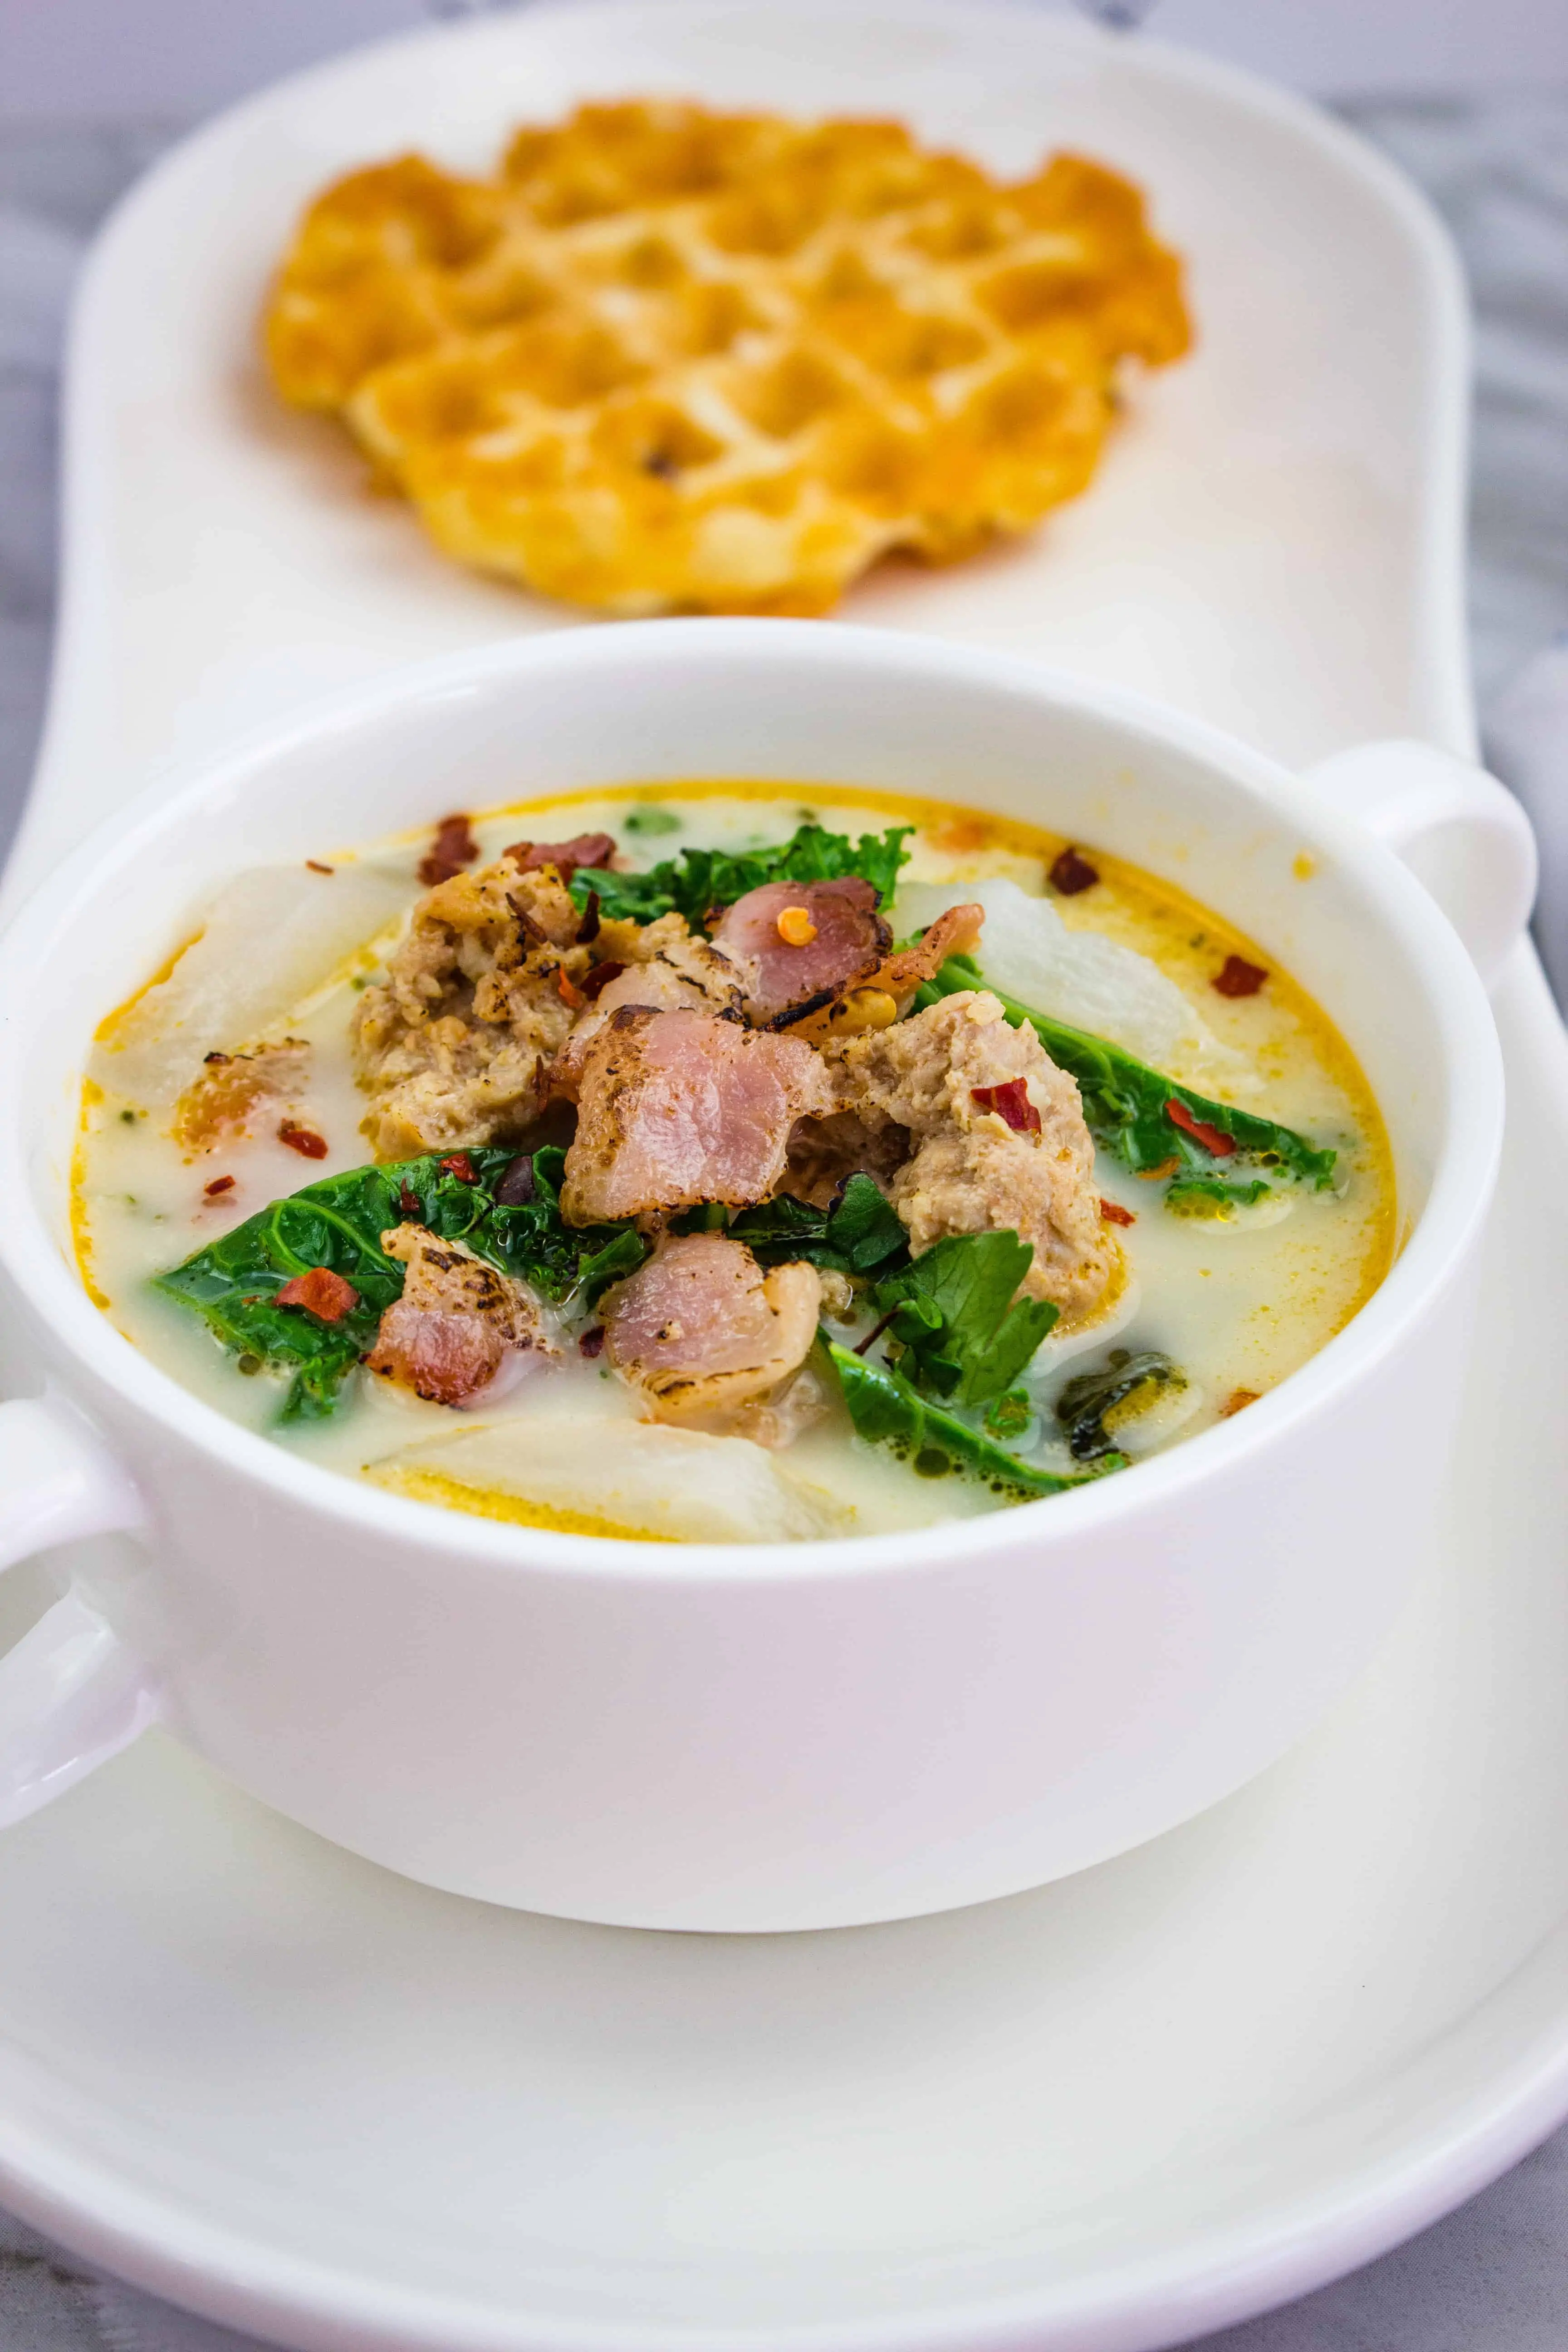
[366,1417,855,1544]
[93,862,410,1109]
[893,876,1244,1083]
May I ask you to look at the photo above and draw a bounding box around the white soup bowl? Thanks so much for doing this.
[0,622,1534,1931]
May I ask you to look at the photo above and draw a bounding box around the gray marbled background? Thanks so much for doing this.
[0,90,1566,2352]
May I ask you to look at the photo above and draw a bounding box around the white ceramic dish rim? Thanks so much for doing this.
[0,622,1502,1592]
[9,0,1478,926]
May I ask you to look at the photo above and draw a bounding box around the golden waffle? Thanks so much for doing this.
[265,101,1191,616]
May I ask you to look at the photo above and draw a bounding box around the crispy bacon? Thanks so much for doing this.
[560,1007,834,1223]
[581,959,628,1000]
[1165,1098,1236,1157]
[366,1224,552,1406]
[970,1077,1041,1135]
[1213,954,1268,998]
[1049,845,1099,896]
[418,813,480,886]
[501,831,617,884]
[712,878,889,1025]
[866,903,984,1006]
[275,1266,358,1322]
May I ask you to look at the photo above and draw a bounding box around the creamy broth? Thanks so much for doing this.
[75,784,1393,1542]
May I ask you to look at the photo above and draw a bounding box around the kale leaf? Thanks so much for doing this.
[870,1230,1058,1406]
[730,1173,909,1277]
[568,821,913,934]
[1054,1348,1187,1460]
[826,1343,1122,1499]
[153,1144,645,1425]
[1164,1174,1273,1217]
[914,956,1337,1192]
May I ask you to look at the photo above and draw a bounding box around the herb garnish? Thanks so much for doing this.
[153,1144,645,1424]
[568,821,913,933]
[826,1344,1122,1498]
[868,1230,1058,1406]
[729,1172,910,1277]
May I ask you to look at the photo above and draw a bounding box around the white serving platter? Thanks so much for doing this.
[2,7,1566,2351]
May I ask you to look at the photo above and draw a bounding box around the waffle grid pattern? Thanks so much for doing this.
[265,102,1191,615]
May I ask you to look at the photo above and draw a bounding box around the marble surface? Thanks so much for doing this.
[0,91,1566,2352]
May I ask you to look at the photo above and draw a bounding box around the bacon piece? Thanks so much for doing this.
[501,832,617,885]
[276,1266,358,1322]
[970,1077,1041,1135]
[561,1007,834,1223]
[1165,1098,1236,1156]
[419,814,480,886]
[602,1234,822,1441]
[581,959,627,1001]
[711,878,890,1025]
[1213,954,1268,999]
[1049,845,1099,896]
[788,903,987,1049]
[366,1223,553,1406]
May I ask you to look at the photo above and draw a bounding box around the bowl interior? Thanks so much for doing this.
[15,627,1455,1275]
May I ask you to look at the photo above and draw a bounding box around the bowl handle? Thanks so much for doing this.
[0,1394,161,1828]
[1303,739,1538,990]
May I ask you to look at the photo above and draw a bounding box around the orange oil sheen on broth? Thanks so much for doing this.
[71,780,1395,1541]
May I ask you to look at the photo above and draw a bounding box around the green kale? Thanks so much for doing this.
[870,1229,1058,1406]
[913,955,1337,1193]
[826,1343,1122,1499]
[730,1172,910,1277]
[568,821,913,934]
[1054,1348,1186,1461]
[153,1144,645,1425]
[1164,1174,1273,1217]
[983,1388,1033,1441]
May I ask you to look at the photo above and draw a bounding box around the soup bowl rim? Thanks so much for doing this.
[0,619,1503,1585]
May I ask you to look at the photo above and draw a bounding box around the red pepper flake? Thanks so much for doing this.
[1213,954,1269,999]
[1219,1387,1260,1419]
[279,1122,328,1159]
[1049,845,1099,896]
[1099,1197,1136,1227]
[1165,1098,1236,1157]
[418,814,480,886]
[558,968,585,1010]
[581,959,627,1001]
[304,859,334,876]
[203,1175,235,1198]
[502,832,617,886]
[397,1180,423,1218]
[970,1077,1042,1135]
[578,1325,606,1359]
[275,1266,358,1323]
[438,1153,477,1183]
